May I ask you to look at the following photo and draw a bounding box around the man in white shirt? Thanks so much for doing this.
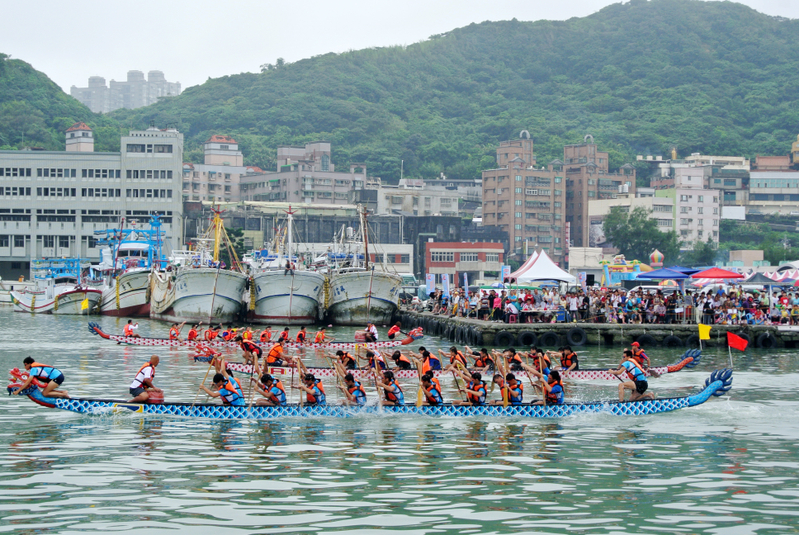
[128,355,161,402]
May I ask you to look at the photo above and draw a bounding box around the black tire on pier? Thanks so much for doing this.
[685,334,701,349]
[662,335,683,348]
[472,329,484,347]
[538,331,560,348]
[756,332,776,349]
[636,334,658,348]
[517,331,537,348]
[566,327,587,347]
[494,330,517,348]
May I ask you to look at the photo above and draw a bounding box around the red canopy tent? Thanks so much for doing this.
[690,267,745,279]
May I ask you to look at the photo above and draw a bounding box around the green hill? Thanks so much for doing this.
[0,54,121,151]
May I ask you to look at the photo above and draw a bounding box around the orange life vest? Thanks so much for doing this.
[314,332,325,343]
[260,330,271,343]
[169,328,179,340]
[187,329,198,341]
[296,331,306,343]
[266,344,283,364]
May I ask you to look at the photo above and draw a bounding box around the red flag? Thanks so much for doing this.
[727,332,748,352]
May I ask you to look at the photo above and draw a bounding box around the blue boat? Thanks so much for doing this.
[8,369,733,420]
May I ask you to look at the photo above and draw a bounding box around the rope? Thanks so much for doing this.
[54,294,58,312]
[31,293,35,314]
[249,277,256,311]
[115,278,120,310]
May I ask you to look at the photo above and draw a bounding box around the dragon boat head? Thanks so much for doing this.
[706,368,733,397]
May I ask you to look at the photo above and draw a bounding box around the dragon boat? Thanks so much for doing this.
[88,322,420,350]
[195,349,702,381]
[7,369,733,419]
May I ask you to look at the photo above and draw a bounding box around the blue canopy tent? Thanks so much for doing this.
[636,268,690,280]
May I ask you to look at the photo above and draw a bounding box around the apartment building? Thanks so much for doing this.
[654,176,720,247]
[0,123,184,279]
[240,142,378,205]
[182,135,262,202]
[70,71,181,113]
[482,132,567,263]
[564,136,636,248]
[587,188,675,247]
[748,171,799,214]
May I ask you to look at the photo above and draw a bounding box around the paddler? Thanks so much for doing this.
[490,373,523,405]
[387,321,402,340]
[128,355,161,402]
[296,326,307,344]
[204,324,220,341]
[336,350,357,370]
[252,373,287,407]
[169,322,186,340]
[339,372,367,406]
[630,341,650,370]
[123,320,141,338]
[259,327,272,343]
[314,327,327,343]
[364,322,378,342]
[200,363,245,406]
[375,370,404,405]
[532,370,564,406]
[364,350,387,370]
[441,346,468,373]
[504,347,524,371]
[421,372,444,405]
[609,349,655,402]
[277,327,290,343]
[452,370,487,406]
[389,350,413,370]
[237,335,263,365]
[187,323,201,341]
[264,340,291,368]
[466,346,494,372]
[242,327,254,341]
[13,357,69,398]
[559,346,579,373]
[292,373,326,405]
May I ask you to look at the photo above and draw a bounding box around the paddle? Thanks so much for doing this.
[539,349,546,405]
[191,359,215,408]
[372,367,383,409]
[295,357,306,408]
[414,358,425,407]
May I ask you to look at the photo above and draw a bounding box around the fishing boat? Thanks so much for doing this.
[326,206,402,326]
[7,368,733,419]
[88,322,418,350]
[149,207,248,324]
[10,259,102,314]
[244,207,325,325]
[95,216,168,317]
[199,349,700,379]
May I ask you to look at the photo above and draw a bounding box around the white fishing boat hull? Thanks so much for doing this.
[99,269,151,317]
[248,270,325,325]
[327,270,401,325]
[11,286,101,314]
[150,268,247,324]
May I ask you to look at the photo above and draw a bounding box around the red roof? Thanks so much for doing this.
[183,163,195,169]
[690,267,745,279]
[206,135,238,144]
[66,122,92,132]
[246,166,263,173]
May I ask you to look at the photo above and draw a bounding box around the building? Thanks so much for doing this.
[748,171,799,214]
[793,135,799,165]
[482,132,567,264]
[654,187,720,247]
[70,71,181,113]
[182,136,262,202]
[375,178,459,216]
[564,135,637,249]
[0,123,184,279]
[239,142,379,205]
[587,188,675,247]
[425,242,504,285]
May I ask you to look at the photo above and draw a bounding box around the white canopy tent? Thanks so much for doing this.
[514,250,576,284]
[506,251,539,281]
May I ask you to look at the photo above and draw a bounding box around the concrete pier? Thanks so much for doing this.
[398,310,799,349]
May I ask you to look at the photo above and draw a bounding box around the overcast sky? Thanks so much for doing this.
[3,0,797,92]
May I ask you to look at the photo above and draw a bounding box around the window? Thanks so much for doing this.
[459,253,478,262]
[698,196,704,202]
[14,235,24,247]
[515,212,522,218]
[698,207,704,214]
[486,253,499,262]
[153,144,173,153]
[1,168,32,177]
[515,187,522,193]
[59,236,70,248]
[127,144,146,153]
[515,175,522,181]
[555,177,562,183]
[431,252,454,262]
[713,207,719,214]
[0,235,8,247]
[515,224,522,230]
[554,202,562,208]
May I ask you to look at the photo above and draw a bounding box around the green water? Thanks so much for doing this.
[1,310,798,533]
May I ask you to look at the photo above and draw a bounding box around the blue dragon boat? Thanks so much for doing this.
[8,369,732,419]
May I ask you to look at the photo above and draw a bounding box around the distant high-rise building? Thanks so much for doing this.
[70,71,181,113]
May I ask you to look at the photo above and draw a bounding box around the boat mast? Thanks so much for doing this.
[361,205,369,270]
[212,207,222,263]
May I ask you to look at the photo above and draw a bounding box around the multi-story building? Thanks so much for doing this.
[748,171,799,214]
[587,188,675,247]
[182,135,262,202]
[793,135,799,165]
[564,136,636,248]
[0,123,184,279]
[482,132,567,263]
[655,185,720,247]
[425,242,504,285]
[375,178,459,216]
[70,71,181,113]
[239,142,379,205]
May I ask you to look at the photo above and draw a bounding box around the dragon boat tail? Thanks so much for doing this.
[7,369,733,419]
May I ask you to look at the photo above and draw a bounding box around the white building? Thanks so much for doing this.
[0,123,184,280]
[70,71,181,113]
[587,188,675,247]
[375,178,460,216]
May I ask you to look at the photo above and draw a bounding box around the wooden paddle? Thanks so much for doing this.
[191,359,215,408]
[415,358,425,407]
[372,367,383,409]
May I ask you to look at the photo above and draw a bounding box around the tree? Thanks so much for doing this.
[603,206,681,264]
[680,237,717,266]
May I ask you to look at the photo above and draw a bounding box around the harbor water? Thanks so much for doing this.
[2,309,798,533]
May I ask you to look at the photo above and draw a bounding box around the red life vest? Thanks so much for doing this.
[187,329,198,341]
[205,329,218,341]
[260,330,271,343]
[387,325,400,337]
[266,344,283,364]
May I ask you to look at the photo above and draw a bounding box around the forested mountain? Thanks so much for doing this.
[0,54,121,151]
[3,0,799,182]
